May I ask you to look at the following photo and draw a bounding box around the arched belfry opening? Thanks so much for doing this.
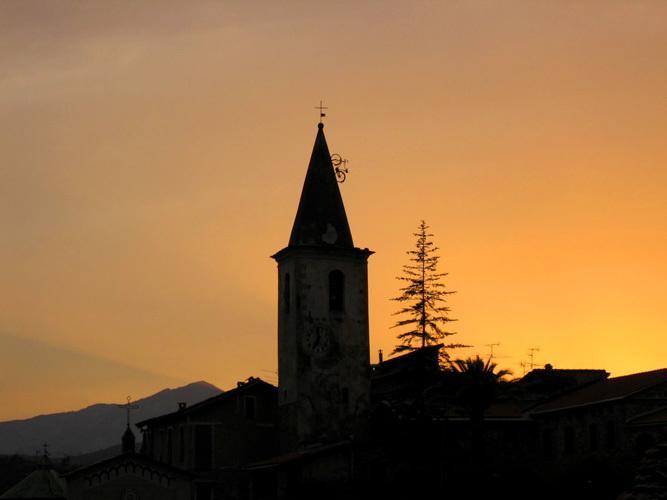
[329,270,344,312]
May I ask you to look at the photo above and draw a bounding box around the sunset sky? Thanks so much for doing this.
[1,1,666,421]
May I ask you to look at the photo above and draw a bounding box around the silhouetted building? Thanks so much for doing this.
[6,121,666,500]
[528,368,667,462]
[519,366,610,402]
[272,122,373,452]
[65,451,193,500]
[371,343,442,407]
[60,420,191,500]
[137,378,277,470]
[134,377,277,499]
[0,448,66,500]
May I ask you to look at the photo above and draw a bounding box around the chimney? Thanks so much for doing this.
[378,349,384,364]
[178,402,187,411]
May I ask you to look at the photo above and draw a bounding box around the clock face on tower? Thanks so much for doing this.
[303,323,331,356]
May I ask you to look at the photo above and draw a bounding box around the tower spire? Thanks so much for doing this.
[273,120,372,451]
[117,396,139,454]
[288,123,354,248]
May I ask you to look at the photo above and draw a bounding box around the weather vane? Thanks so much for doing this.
[313,101,349,182]
[330,154,349,183]
[314,100,328,123]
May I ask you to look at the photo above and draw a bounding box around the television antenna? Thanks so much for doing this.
[528,347,540,371]
[485,343,501,359]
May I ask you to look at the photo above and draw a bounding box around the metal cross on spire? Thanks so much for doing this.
[314,100,328,123]
[117,396,139,428]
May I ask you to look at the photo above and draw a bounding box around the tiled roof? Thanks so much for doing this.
[63,452,194,479]
[530,368,667,414]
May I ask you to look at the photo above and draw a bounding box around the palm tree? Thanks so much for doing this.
[450,356,512,459]
[451,356,511,420]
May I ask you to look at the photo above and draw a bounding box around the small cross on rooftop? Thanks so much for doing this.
[117,396,140,428]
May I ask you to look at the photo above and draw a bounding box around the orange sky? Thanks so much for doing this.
[1,1,666,421]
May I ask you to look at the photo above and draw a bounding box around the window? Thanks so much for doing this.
[283,273,290,313]
[244,396,256,420]
[195,425,212,469]
[589,423,598,451]
[329,270,344,312]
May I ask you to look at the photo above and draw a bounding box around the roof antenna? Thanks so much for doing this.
[528,347,540,371]
[485,343,500,359]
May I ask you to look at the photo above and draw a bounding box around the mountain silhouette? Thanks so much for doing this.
[0,333,190,422]
[0,381,221,457]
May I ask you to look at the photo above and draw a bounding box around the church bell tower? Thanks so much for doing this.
[272,122,372,450]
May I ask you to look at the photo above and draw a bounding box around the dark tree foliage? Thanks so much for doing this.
[449,356,512,466]
[450,356,512,422]
[391,220,464,359]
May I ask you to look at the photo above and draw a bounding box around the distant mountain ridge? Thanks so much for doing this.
[0,381,222,457]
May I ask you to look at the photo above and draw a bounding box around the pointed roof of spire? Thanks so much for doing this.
[122,425,136,454]
[288,123,354,248]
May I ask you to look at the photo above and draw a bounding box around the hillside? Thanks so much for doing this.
[0,381,221,456]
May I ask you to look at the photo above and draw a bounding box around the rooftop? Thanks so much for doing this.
[136,377,276,428]
[529,368,667,414]
[0,469,66,499]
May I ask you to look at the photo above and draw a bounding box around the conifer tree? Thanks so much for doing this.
[391,220,463,359]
